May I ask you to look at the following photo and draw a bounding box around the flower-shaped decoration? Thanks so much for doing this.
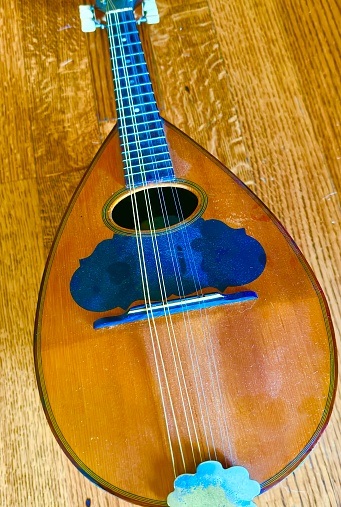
[167,461,260,507]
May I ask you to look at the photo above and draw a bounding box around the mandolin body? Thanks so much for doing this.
[35,121,336,506]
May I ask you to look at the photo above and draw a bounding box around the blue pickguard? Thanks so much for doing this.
[70,218,266,312]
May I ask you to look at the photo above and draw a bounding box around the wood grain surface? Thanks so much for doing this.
[0,0,340,506]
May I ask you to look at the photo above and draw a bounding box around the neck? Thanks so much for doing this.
[106,8,175,187]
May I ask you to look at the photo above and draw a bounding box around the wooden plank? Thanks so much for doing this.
[147,0,255,186]
[0,0,36,182]
[19,0,101,180]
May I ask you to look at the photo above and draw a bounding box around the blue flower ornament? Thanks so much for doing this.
[167,461,261,507]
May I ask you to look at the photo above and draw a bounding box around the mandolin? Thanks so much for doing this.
[34,0,337,505]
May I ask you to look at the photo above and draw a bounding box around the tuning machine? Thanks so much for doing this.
[142,0,160,24]
[79,5,106,32]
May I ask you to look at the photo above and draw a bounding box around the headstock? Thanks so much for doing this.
[79,0,159,31]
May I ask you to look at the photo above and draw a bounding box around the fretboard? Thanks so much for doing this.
[106,8,175,187]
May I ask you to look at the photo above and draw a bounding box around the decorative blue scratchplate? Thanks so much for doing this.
[70,218,266,312]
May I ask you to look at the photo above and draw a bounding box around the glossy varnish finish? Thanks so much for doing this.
[35,120,336,504]
[1,0,341,506]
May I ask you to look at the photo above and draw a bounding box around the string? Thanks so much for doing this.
[108,7,235,471]
[119,14,221,465]
[123,21,209,462]
[120,14,227,462]
[107,12,179,475]
[113,11,206,470]
[109,10,189,475]
[110,7,228,467]
[171,188,235,465]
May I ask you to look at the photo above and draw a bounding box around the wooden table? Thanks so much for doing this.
[1,0,340,505]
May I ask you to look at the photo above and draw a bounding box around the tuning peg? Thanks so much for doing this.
[142,0,160,24]
[79,5,96,32]
[79,5,106,32]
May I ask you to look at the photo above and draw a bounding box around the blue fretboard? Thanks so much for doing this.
[106,8,175,187]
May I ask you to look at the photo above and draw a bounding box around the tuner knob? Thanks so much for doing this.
[142,0,160,24]
[79,5,96,32]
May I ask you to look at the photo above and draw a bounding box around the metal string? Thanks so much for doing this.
[120,16,231,463]
[170,188,235,464]
[112,12,208,470]
[115,13,224,465]
[108,7,235,471]
[113,12,211,470]
[111,7,229,466]
[109,10,189,474]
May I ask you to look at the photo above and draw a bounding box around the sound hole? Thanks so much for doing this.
[111,186,199,231]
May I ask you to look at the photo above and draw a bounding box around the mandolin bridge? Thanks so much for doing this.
[93,291,257,329]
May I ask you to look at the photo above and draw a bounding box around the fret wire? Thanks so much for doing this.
[121,150,170,159]
[120,143,169,151]
[123,158,171,166]
[108,30,140,36]
[123,155,172,164]
[119,128,164,135]
[120,131,165,142]
[115,71,150,78]
[116,102,157,112]
[118,112,160,120]
[116,91,155,100]
[119,135,167,145]
[118,83,153,91]
[115,62,148,70]
[123,167,175,175]
[109,41,142,51]
[110,35,141,43]
[121,143,170,152]
[110,51,144,58]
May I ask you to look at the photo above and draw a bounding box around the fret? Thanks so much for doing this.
[119,132,166,140]
[120,129,165,141]
[110,41,142,53]
[119,128,164,137]
[113,51,144,60]
[116,96,155,106]
[114,62,148,71]
[120,139,169,151]
[118,83,153,91]
[121,141,169,150]
[119,120,163,129]
[125,160,172,172]
[110,34,141,45]
[122,154,172,165]
[121,142,169,152]
[116,92,155,103]
[121,142,169,151]
[116,101,157,112]
[113,71,150,79]
[118,112,160,122]
[125,167,175,176]
[108,30,139,37]
[121,147,170,159]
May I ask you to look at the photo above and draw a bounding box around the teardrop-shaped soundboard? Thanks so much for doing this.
[35,120,336,505]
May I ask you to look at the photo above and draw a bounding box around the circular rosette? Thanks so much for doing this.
[167,461,260,507]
